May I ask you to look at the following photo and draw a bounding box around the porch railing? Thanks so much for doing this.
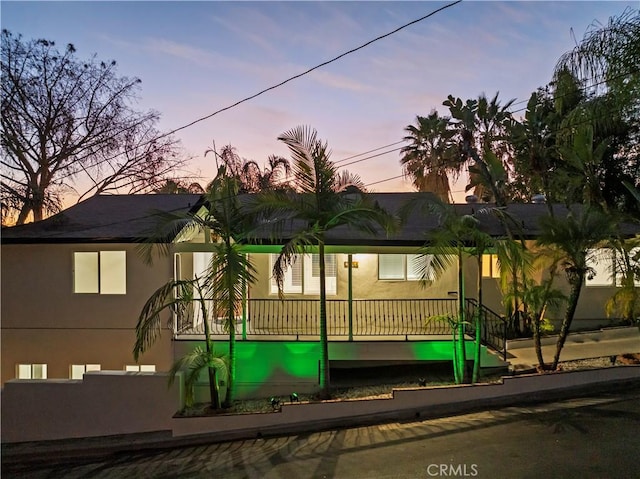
[175,297,508,359]
[176,298,458,337]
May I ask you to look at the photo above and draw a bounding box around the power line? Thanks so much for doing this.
[54,1,462,182]
[337,147,404,169]
[334,141,406,164]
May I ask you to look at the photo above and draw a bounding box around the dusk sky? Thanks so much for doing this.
[2,1,637,201]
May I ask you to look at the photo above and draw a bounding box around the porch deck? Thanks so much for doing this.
[174,298,508,359]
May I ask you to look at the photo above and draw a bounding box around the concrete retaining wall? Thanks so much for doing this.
[1,371,182,443]
[2,366,639,444]
[171,366,640,438]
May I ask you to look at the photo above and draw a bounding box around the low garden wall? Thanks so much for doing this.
[1,371,182,443]
[2,366,639,445]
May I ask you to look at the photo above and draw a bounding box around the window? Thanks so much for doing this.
[16,364,47,379]
[73,251,126,294]
[70,364,101,380]
[125,365,156,372]
[586,249,614,286]
[482,254,500,279]
[378,254,434,281]
[617,247,640,287]
[269,254,337,295]
[586,248,639,287]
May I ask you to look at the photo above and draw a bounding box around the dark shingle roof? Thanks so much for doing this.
[249,193,640,246]
[3,192,637,245]
[1,194,203,244]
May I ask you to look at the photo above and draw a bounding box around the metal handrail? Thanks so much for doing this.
[176,298,459,337]
[465,298,508,360]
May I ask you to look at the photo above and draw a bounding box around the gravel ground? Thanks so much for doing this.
[560,353,640,370]
[181,354,640,416]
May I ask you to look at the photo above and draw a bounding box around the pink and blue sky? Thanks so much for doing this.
[2,1,637,201]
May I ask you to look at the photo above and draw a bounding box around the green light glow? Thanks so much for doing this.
[185,339,479,397]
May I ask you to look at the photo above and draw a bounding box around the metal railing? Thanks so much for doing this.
[464,298,508,360]
[174,297,508,359]
[176,298,458,337]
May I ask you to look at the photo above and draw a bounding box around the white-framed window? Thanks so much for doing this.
[482,254,500,279]
[16,363,47,379]
[125,364,156,372]
[70,364,101,380]
[587,248,640,287]
[73,251,126,294]
[269,254,337,295]
[586,249,614,286]
[378,254,434,281]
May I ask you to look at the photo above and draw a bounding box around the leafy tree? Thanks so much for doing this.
[537,207,616,369]
[134,165,256,408]
[400,111,457,202]
[1,30,186,225]
[507,89,562,209]
[253,126,394,398]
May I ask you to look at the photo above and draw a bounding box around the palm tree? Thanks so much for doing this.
[400,111,457,202]
[537,207,616,369]
[401,196,493,384]
[207,144,291,193]
[134,165,257,408]
[606,237,640,325]
[554,8,639,116]
[443,93,516,206]
[552,10,640,214]
[252,126,394,399]
[153,179,204,194]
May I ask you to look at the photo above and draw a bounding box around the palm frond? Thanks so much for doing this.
[134,279,194,361]
[135,210,202,265]
[272,229,320,298]
[169,347,229,406]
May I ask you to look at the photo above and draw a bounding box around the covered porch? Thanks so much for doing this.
[174,297,508,360]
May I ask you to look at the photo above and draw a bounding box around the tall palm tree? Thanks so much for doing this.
[401,111,457,202]
[134,165,257,408]
[443,93,516,206]
[252,126,395,399]
[537,207,616,369]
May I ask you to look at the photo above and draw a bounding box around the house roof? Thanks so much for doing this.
[249,193,640,246]
[1,194,203,244]
[2,192,637,245]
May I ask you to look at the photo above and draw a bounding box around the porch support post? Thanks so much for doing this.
[241,254,248,341]
[348,254,353,342]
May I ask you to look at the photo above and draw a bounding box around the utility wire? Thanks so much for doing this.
[52,1,462,182]
[334,140,406,164]
[14,93,634,239]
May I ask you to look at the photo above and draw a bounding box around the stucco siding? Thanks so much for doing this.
[1,243,174,384]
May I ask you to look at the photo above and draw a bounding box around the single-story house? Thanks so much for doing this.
[2,193,636,398]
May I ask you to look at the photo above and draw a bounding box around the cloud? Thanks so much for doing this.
[208,9,284,59]
[309,70,374,92]
[145,38,218,68]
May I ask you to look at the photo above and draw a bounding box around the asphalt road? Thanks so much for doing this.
[4,389,640,479]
